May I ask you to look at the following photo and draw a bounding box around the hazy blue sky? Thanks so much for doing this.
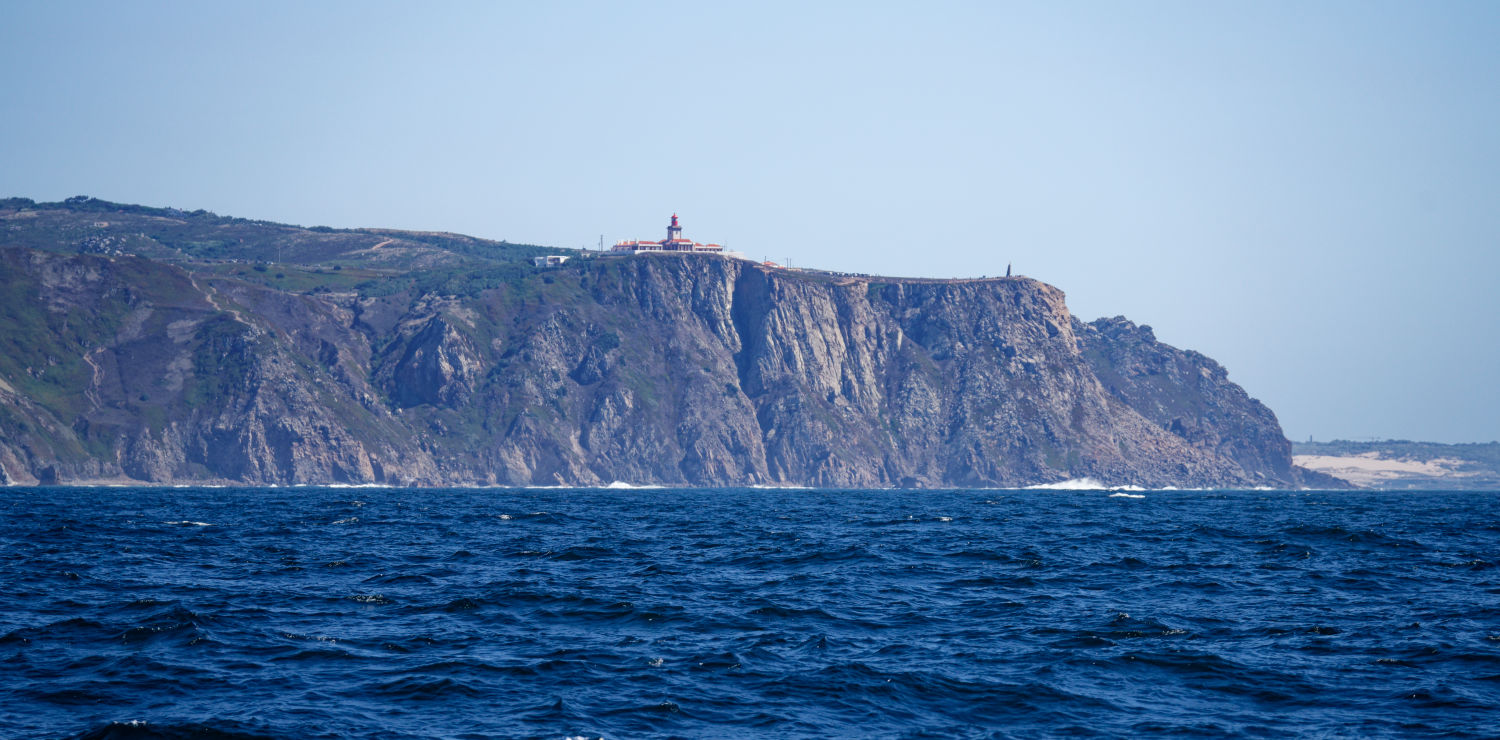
[4,1,1498,443]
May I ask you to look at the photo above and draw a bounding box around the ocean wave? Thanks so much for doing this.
[73,720,280,739]
[1026,478,1151,493]
[1026,478,1104,490]
[6,486,1498,739]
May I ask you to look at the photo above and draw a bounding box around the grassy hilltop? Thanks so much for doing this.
[0,195,570,296]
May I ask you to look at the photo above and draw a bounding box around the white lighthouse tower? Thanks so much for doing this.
[666,213,683,243]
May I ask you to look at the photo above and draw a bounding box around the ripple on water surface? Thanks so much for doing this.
[0,487,1497,739]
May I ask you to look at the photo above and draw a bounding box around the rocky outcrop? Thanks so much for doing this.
[1076,317,1345,488]
[0,243,1330,488]
[1077,317,1292,485]
[378,316,481,409]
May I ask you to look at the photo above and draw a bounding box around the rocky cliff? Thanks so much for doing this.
[0,198,1332,488]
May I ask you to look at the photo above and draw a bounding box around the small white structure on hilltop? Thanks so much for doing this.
[611,214,725,254]
[532,255,571,267]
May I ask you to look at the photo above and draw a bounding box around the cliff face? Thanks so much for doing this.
[1077,317,1283,474]
[1075,317,1345,488]
[0,241,1324,488]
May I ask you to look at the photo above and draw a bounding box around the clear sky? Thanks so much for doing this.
[4,1,1498,443]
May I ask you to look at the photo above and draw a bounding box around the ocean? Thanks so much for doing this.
[1,486,1496,739]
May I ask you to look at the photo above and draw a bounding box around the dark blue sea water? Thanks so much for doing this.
[1,487,1497,739]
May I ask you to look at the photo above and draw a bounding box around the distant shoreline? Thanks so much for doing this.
[1293,440,1500,490]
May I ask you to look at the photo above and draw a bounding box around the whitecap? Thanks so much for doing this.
[1108,493,1146,499]
[164,520,212,526]
[605,481,664,489]
[1026,478,1109,490]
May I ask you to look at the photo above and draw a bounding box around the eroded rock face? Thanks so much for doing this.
[0,246,1329,488]
[379,316,481,409]
[1077,318,1277,472]
[1077,316,1345,488]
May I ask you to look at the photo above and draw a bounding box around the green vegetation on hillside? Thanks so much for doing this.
[0,196,573,276]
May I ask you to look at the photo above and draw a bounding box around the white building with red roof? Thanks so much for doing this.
[611,214,724,254]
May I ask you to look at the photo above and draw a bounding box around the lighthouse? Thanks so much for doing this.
[609,213,723,254]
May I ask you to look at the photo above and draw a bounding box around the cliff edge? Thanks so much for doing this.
[0,198,1333,488]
